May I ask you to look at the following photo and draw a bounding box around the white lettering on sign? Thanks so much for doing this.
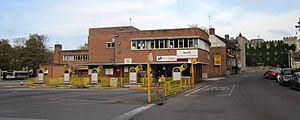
[156,56,177,62]
[176,50,198,58]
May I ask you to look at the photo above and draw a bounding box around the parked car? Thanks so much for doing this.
[263,69,279,79]
[278,68,298,86]
[290,72,300,90]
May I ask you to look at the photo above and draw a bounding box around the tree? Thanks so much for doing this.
[78,43,88,50]
[0,39,13,70]
[21,34,52,75]
[12,38,26,70]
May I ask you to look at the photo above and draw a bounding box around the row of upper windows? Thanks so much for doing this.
[131,38,210,51]
[63,55,88,61]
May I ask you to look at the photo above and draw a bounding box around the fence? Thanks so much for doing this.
[163,80,182,96]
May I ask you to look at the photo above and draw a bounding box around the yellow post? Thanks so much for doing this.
[147,53,151,104]
[184,78,187,91]
[191,63,195,88]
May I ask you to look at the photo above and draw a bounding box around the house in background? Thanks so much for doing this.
[203,28,241,78]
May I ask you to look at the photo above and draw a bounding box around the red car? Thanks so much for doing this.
[263,70,278,79]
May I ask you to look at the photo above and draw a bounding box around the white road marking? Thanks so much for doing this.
[185,85,210,96]
[228,84,236,96]
[112,104,155,120]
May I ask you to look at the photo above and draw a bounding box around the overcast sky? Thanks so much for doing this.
[1,0,300,50]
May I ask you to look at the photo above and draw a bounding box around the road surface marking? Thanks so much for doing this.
[112,104,155,120]
[228,84,236,96]
[185,85,210,96]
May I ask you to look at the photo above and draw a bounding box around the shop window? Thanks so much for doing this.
[105,68,113,75]
[124,66,129,72]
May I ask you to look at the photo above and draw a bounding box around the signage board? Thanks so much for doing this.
[157,56,177,62]
[176,50,198,58]
[38,73,43,81]
[91,73,98,84]
[214,55,222,65]
[124,58,132,64]
[129,72,137,84]
[173,68,181,81]
[64,73,69,83]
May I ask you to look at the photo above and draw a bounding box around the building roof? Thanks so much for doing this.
[215,35,240,51]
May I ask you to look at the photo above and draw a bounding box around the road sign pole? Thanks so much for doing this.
[191,63,194,88]
[147,52,151,104]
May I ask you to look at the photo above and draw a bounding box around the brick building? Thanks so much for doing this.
[203,28,240,78]
[51,26,211,81]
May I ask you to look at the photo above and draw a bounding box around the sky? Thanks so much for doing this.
[1,0,300,50]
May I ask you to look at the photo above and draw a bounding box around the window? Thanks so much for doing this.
[169,40,174,48]
[184,39,188,48]
[174,39,178,48]
[63,55,88,61]
[130,38,209,50]
[179,39,183,48]
[131,41,137,50]
[194,39,199,48]
[188,39,194,48]
[105,68,113,75]
[150,40,155,49]
[155,40,159,49]
[159,40,164,49]
[106,42,115,48]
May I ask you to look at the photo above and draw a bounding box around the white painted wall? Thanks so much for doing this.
[209,35,226,47]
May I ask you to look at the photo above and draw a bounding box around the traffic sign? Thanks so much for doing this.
[192,58,197,64]
[148,52,153,63]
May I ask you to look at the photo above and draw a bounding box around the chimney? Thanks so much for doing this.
[225,34,229,40]
[54,44,62,51]
[209,28,215,35]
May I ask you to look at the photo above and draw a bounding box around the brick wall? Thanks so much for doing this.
[203,47,227,77]
[115,28,210,64]
[88,26,139,63]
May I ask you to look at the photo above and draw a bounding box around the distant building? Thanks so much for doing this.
[283,36,300,52]
[230,33,248,69]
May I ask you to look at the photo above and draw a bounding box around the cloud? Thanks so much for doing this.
[1,0,299,49]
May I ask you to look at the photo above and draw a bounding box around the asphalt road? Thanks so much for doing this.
[133,71,300,120]
[0,88,151,120]
[1,71,300,120]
